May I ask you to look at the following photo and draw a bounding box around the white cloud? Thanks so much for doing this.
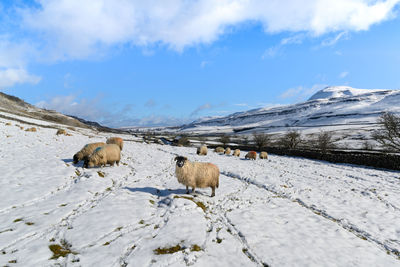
[339,71,349,78]
[0,68,41,89]
[19,0,400,59]
[200,60,211,68]
[280,84,327,101]
[0,36,41,89]
[190,103,212,116]
[321,31,349,46]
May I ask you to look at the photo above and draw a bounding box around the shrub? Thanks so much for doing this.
[252,132,271,151]
[372,112,400,151]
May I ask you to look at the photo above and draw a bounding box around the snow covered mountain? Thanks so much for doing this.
[177,86,400,136]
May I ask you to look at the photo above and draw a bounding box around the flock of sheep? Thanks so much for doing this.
[72,137,123,168]
[197,145,268,160]
[72,140,267,197]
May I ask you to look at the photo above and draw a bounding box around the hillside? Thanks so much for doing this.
[0,92,119,132]
[1,112,399,266]
[132,86,399,149]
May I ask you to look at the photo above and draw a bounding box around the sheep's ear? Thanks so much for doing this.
[174,156,178,161]
[184,157,188,161]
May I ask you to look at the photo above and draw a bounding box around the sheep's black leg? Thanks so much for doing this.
[186,186,189,194]
[211,186,215,197]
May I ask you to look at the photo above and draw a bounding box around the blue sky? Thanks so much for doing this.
[1,0,400,127]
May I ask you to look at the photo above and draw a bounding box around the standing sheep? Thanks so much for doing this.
[245,151,257,160]
[214,147,224,153]
[224,147,231,155]
[260,151,268,159]
[233,149,240,157]
[106,137,124,151]
[73,142,106,164]
[174,156,219,197]
[197,145,208,155]
[84,144,121,168]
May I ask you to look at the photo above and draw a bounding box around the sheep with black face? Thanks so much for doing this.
[174,156,219,197]
[73,142,106,164]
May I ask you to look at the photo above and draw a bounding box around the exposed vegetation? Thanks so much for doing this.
[372,112,400,151]
[49,240,76,260]
[154,244,183,255]
[252,132,271,151]
[279,130,302,149]
[219,134,231,146]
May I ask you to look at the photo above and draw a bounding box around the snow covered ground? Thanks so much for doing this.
[1,115,400,266]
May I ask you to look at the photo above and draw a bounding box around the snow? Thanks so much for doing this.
[145,86,400,150]
[307,86,390,100]
[1,115,400,266]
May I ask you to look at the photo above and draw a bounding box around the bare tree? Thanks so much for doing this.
[219,134,231,147]
[280,130,302,149]
[316,131,335,153]
[252,132,271,151]
[362,140,374,151]
[372,112,400,151]
[242,135,249,145]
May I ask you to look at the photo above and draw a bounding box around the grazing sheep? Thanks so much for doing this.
[245,151,257,160]
[174,156,219,197]
[260,151,268,159]
[214,147,224,153]
[106,137,124,151]
[224,147,231,155]
[25,127,37,132]
[233,149,240,157]
[73,142,106,164]
[84,144,121,168]
[197,145,208,156]
[56,129,67,135]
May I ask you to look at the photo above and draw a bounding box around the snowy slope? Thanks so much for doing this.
[164,87,400,146]
[1,114,400,266]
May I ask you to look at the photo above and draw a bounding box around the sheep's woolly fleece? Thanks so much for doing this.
[0,112,400,266]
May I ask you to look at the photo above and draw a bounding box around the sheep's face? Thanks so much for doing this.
[174,156,187,168]
[73,154,79,164]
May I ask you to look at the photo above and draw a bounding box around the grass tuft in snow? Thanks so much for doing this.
[25,222,34,226]
[8,259,17,263]
[97,171,105,178]
[154,245,183,255]
[49,240,77,260]
[13,218,23,223]
[190,245,202,252]
[173,195,207,212]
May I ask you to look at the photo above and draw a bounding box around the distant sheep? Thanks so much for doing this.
[224,147,231,155]
[25,127,37,132]
[5,122,11,126]
[215,147,224,153]
[197,145,208,156]
[106,137,124,151]
[174,156,219,197]
[56,129,67,135]
[233,149,240,157]
[260,151,268,159]
[73,142,106,164]
[84,144,121,168]
[245,151,257,160]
